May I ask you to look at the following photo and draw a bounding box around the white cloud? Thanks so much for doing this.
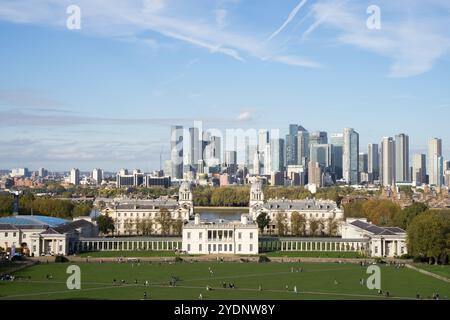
[214,9,227,29]
[305,0,450,77]
[236,111,252,121]
[0,0,318,68]
[267,0,308,41]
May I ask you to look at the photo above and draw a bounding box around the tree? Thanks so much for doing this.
[96,215,115,235]
[156,208,174,235]
[256,212,271,233]
[309,219,320,237]
[407,210,450,264]
[325,217,340,236]
[275,211,287,236]
[290,212,306,236]
[394,202,428,229]
[124,219,134,235]
[172,219,184,236]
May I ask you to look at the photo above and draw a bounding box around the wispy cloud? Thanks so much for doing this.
[236,111,252,122]
[304,0,450,77]
[0,0,319,68]
[267,0,308,42]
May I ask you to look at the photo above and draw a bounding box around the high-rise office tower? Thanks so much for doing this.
[225,151,237,166]
[309,131,328,146]
[297,129,310,166]
[92,168,103,185]
[257,129,269,172]
[204,135,221,167]
[395,133,410,182]
[380,137,396,186]
[70,168,80,186]
[270,138,285,173]
[170,125,184,179]
[38,168,47,178]
[428,138,443,186]
[358,153,368,173]
[285,124,299,166]
[330,133,344,180]
[367,143,379,182]
[308,161,322,187]
[309,144,333,170]
[412,154,426,185]
[343,128,359,185]
[188,127,201,166]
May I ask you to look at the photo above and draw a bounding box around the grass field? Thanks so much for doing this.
[1,262,449,300]
[77,251,178,258]
[263,251,364,258]
[414,264,450,279]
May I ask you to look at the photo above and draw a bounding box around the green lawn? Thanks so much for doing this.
[263,251,365,259]
[414,264,450,279]
[77,251,178,258]
[0,262,449,300]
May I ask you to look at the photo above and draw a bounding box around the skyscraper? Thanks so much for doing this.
[286,124,298,161]
[70,168,80,186]
[308,161,322,187]
[297,129,309,166]
[310,144,333,170]
[188,127,201,166]
[358,153,368,173]
[92,168,103,185]
[367,143,379,182]
[412,154,426,185]
[428,138,443,186]
[170,125,184,179]
[270,138,285,173]
[309,131,328,146]
[343,128,359,185]
[395,133,410,182]
[330,133,344,180]
[380,137,396,186]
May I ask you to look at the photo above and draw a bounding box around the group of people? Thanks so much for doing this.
[0,273,15,281]
[221,281,236,289]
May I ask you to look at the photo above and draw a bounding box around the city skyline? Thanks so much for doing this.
[1,0,450,170]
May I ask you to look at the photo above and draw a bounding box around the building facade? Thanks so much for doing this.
[182,214,258,255]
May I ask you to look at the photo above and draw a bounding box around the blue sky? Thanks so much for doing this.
[0,0,450,171]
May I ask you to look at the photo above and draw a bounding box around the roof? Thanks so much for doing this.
[0,223,18,231]
[349,220,406,236]
[41,219,93,235]
[0,215,69,227]
[108,199,179,210]
[263,199,338,211]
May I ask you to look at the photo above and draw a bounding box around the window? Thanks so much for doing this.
[199,232,203,240]
[208,231,212,240]
[187,232,191,240]
[213,244,217,252]
[238,232,242,240]
[5,232,8,237]
[23,234,26,239]
[250,232,253,239]
[250,244,253,252]
[238,244,242,252]
[229,230,233,238]
[199,244,202,252]
[218,244,222,251]
[208,244,211,252]
[229,244,232,252]
[187,244,191,251]
[118,213,121,217]
[374,246,378,254]
[224,244,227,252]
[213,230,217,240]
[13,232,17,237]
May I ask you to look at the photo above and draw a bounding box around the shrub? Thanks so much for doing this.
[55,255,69,263]
[258,255,271,263]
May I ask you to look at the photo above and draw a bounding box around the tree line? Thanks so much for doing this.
[0,193,92,219]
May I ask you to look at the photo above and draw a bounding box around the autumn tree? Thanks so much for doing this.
[156,208,174,235]
[407,210,450,264]
[290,212,306,236]
[275,211,288,236]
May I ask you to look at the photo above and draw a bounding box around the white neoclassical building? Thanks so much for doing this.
[182,214,259,255]
[341,218,408,257]
[102,181,194,235]
[249,180,344,235]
